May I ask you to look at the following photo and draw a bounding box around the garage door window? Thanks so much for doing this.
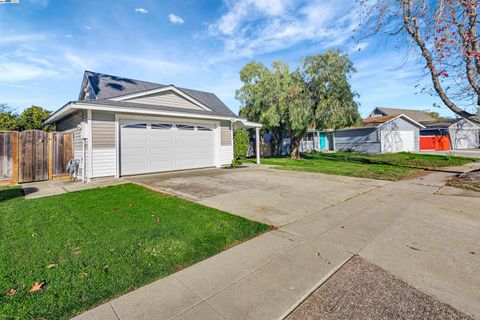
[177,124,194,130]
[122,123,147,129]
[198,126,213,131]
[152,123,172,130]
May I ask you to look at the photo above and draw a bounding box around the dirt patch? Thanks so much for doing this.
[286,255,472,320]
[446,170,480,192]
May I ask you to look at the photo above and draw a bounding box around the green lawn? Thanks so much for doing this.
[259,152,478,181]
[0,184,269,319]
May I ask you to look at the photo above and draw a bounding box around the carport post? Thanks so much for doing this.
[255,127,260,164]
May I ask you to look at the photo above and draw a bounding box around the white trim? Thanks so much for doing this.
[50,103,239,124]
[87,109,93,181]
[109,86,212,111]
[379,114,426,129]
[447,117,480,129]
[115,114,120,178]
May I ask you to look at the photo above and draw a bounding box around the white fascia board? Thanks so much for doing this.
[448,118,480,129]
[43,102,74,125]
[109,86,212,111]
[380,114,426,129]
[72,102,238,122]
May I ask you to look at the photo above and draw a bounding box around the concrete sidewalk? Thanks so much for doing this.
[22,177,126,199]
[74,231,352,320]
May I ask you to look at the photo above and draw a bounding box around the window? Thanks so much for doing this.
[177,124,194,130]
[197,126,213,131]
[151,123,172,130]
[122,123,147,129]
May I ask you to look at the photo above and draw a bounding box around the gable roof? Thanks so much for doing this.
[336,114,425,131]
[421,118,480,129]
[81,71,238,118]
[372,107,435,122]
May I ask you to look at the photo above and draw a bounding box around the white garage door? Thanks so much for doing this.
[381,130,415,153]
[120,121,216,176]
[451,129,478,149]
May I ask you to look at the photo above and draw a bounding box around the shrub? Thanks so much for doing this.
[232,129,250,167]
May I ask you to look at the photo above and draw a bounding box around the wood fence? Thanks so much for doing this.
[0,130,73,184]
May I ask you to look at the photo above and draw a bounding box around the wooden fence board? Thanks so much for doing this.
[1,130,73,184]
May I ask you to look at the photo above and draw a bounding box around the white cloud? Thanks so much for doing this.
[64,53,91,71]
[168,13,185,25]
[135,8,149,14]
[85,25,91,30]
[208,0,358,57]
[351,42,369,52]
[0,33,47,46]
[0,56,57,82]
[65,34,75,39]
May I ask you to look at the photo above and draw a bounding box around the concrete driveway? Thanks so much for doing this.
[124,163,480,319]
[125,165,388,226]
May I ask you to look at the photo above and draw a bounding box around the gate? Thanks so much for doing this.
[19,130,49,183]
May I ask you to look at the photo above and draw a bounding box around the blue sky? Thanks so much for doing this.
[0,0,454,117]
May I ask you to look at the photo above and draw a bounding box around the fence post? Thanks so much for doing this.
[11,131,19,184]
[48,132,53,181]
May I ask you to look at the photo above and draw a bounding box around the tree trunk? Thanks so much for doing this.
[290,134,300,159]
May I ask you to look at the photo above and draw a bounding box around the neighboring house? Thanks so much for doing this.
[369,107,437,122]
[44,71,260,181]
[300,129,334,153]
[420,119,479,150]
[334,114,425,153]
[370,107,479,150]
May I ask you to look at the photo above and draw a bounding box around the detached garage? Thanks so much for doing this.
[334,114,424,153]
[44,71,261,181]
[419,119,479,151]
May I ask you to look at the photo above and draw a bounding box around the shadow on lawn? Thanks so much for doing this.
[0,187,25,203]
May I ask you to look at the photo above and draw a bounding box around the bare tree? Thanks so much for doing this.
[357,0,480,123]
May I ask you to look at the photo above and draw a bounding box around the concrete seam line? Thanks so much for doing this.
[276,254,354,320]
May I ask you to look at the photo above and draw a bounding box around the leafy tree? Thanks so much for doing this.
[237,61,312,159]
[301,50,361,130]
[0,104,21,131]
[0,104,52,131]
[423,110,445,120]
[237,52,360,158]
[20,106,53,131]
[357,0,480,124]
[232,129,250,167]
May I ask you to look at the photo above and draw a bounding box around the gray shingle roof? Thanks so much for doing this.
[374,107,435,122]
[83,71,238,118]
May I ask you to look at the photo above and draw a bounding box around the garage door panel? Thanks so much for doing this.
[121,121,216,176]
[381,130,415,153]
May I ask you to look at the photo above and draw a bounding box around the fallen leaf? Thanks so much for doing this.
[6,289,16,296]
[31,233,37,237]
[103,265,109,273]
[112,207,119,211]
[128,203,133,208]
[81,272,90,277]
[154,217,161,222]
[47,264,57,269]
[30,280,46,293]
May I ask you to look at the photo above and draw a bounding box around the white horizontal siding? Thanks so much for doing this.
[92,111,116,177]
[126,90,204,110]
[220,145,233,165]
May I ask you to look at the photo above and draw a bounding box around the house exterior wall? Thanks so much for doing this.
[125,90,204,110]
[334,128,382,153]
[379,117,420,152]
[91,111,116,177]
[449,119,479,149]
[219,120,233,165]
[55,110,86,132]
